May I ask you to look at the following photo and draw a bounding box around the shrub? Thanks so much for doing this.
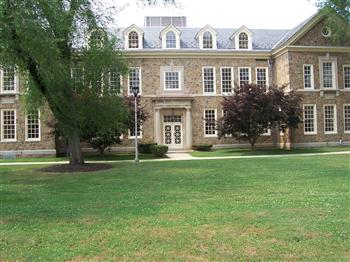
[138,143,157,154]
[150,145,168,157]
[192,144,213,151]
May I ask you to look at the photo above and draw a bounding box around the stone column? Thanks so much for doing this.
[154,108,161,144]
[185,108,192,149]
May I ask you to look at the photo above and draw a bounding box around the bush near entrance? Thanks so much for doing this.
[192,144,213,151]
[150,145,169,157]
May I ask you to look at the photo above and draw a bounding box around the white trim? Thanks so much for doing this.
[261,129,271,136]
[255,67,269,87]
[231,26,253,50]
[343,104,350,134]
[202,66,216,95]
[303,64,314,89]
[128,127,143,139]
[160,25,181,50]
[343,65,350,89]
[303,104,317,135]
[127,67,142,96]
[324,104,337,134]
[0,109,17,142]
[123,24,144,50]
[319,56,338,90]
[25,110,41,142]
[163,70,182,91]
[220,67,234,95]
[197,25,218,50]
[0,65,18,94]
[238,67,252,86]
[203,108,217,137]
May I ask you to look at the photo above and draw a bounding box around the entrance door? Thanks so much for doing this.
[163,115,183,149]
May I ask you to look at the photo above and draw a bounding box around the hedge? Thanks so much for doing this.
[138,143,157,154]
[192,144,213,151]
[150,145,169,157]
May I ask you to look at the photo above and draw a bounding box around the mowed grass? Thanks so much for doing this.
[0,155,349,261]
[190,146,350,157]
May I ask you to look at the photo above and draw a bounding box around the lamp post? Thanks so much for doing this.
[132,86,139,162]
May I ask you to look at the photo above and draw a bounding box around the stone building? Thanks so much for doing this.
[0,13,349,156]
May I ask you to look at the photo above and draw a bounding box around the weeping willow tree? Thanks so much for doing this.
[0,0,175,165]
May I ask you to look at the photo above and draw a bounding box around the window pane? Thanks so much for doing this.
[165,71,180,90]
[128,31,139,48]
[344,66,350,89]
[2,65,15,92]
[304,105,315,134]
[221,68,233,93]
[109,70,121,93]
[2,110,16,140]
[239,68,250,87]
[322,62,333,88]
[26,110,40,140]
[256,68,267,87]
[239,32,248,49]
[204,109,216,135]
[203,32,213,49]
[203,67,215,93]
[129,68,140,94]
[303,65,313,89]
[166,31,176,48]
[324,105,336,133]
[344,105,350,132]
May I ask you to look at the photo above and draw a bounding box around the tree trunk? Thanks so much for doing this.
[68,129,84,165]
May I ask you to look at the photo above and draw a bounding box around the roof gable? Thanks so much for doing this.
[195,25,218,39]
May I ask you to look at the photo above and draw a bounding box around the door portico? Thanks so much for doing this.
[153,98,193,150]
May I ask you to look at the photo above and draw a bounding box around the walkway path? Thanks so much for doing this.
[1,151,349,166]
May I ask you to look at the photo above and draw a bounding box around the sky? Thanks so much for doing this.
[108,0,319,29]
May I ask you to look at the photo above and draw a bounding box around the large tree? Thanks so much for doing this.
[0,0,175,165]
[218,84,302,150]
[313,0,350,44]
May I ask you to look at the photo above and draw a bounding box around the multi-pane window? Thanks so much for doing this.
[239,67,250,87]
[256,68,268,87]
[322,62,334,89]
[344,104,350,133]
[204,109,217,136]
[203,31,213,49]
[203,67,215,93]
[221,67,233,94]
[164,71,180,90]
[129,124,142,138]
[344,65,350,89]
[71,67,84,88]
[1,65,16,93]
[128,68,141,95]
[165,31,176,48]
[238,32,248,49]
[128,31,139,48]
[303,105,316,134]
[26,110,40,141]
[303,65,314,89]
[109,70,121,93]
[1,109,16,141]
[324,105,337,134]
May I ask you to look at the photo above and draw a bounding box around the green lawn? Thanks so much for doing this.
[190,146,350,157]
[1,155,349,261]
[0,152,156,163]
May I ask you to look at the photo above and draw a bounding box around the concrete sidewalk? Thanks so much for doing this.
[1,151,349,166]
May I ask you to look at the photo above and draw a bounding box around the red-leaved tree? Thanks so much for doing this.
[218,84,302,150]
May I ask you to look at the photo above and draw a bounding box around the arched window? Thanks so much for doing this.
[128,31,139,48]
[203,31,213,49]
[238,32,248,49]
[166,31,176,48]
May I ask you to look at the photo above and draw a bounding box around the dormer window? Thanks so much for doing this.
[128,31,139,48]
[196,25,218,50]
[230,26,253,50]
[238,32,248,49]
[166,31,176,48]
[160,25,181,49]
[203,32,213,49]
[123,24,144,50]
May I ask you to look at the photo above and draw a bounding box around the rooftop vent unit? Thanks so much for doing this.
[144,16,187,27]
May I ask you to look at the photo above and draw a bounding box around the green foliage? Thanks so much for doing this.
[150,144,168,157]
[88,129,121,154]
[314,0,350,45]
[192,144,213,151]
[138,143,158,154]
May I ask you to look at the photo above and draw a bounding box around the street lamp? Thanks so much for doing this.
[131,86,139,163]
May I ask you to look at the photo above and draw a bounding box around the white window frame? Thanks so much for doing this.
[324,104,337,134]
[238,67,251,87]
[161,26,180,49]
[255,67,269,87]
[261,128,271,136]
[0,65,18,94]
[164,70,181,91]
[220,67,234,95]
[202,66,216,95]
[108,71,123,93]
[344,104,350,134]
[303,64,314,89]
[203,108,217,137]
[0,109,17,142]
[128,67,142,96]
[319,56,337,90]
[343,65,350,89]
[128,125,142,139]
[25,110,41,142]
[303,104,317,135]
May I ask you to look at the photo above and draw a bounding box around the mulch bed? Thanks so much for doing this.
[38,163,113,173]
